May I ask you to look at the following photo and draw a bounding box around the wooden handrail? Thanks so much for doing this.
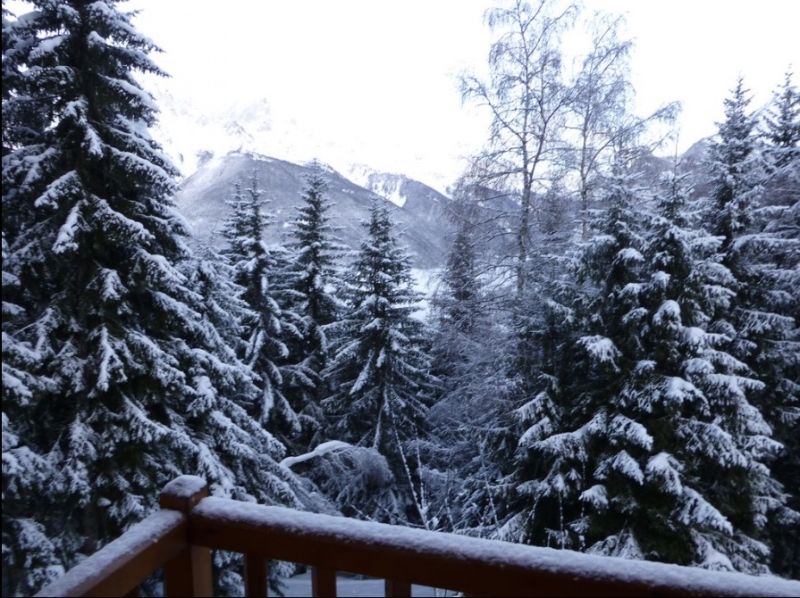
[188,496,800,597]
[34,511,186,597]
[35,476,800,597]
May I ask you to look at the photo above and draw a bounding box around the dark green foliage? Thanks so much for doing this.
[764,70,800,170]
[222,173,301,444]
[324,201,436,520]
[708,78,761,253]
[282,165,347,451]
[510,150,785,573]
[1,3,308,594]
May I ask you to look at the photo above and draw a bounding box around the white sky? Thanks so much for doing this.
[12,0,800,188]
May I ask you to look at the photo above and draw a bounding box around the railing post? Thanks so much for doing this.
[311,567,336,597]
[160,476,214,597]
[244,554,268,596]
[384,578,411,597]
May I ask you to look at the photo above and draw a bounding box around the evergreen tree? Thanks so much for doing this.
[764,69,800,171]
[615,168,782,572]
[759,195,800,578]
[437,210,481,335]
[426,196,522,537]
[222,173,301,444]
[1,4,309,592]
[283,164,346,450]
[433,201,488,428]
[431,199,486,406]
[221,181,248,263]
[708,78,763,254]
[324,201,435,521]
[2,234,65,596]
[708,79,800,573]
[181,243,253,378]
[756,70,800,577]
[511,150,788,573]
[511,148,648,551]
[2,14,65,593]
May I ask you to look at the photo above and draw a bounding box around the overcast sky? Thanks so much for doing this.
[14,0,800,186]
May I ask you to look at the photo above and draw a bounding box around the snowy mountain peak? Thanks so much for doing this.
[347,164,450,210]
[148,86,453,198]
[348,165,413,207]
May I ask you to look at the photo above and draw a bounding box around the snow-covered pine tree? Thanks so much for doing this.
[2,15,65,593]
[181,242,253,376]
[437,207,481,336]
[426,194,527,537]
[756,70,800,577]
[617,166,781,572]
[222,172,301,444]
[179,240,317,593]
[2,234,65,596]
[511,146,648,551]
[512,145,786,573]
[706,78,799,573]
[428,199,494,533]
[221,181,248,263]
[1,3,311,593]
[430,198,487,409]
[282,164,346,451]
[764,69,800,172]
[324,200,436,522]
[708,78,763,255]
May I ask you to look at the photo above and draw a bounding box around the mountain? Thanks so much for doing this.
[346,165,453,232]
[679,137,714,198]
[149,85,454,196]
[152,86,457,269]
[174,152,454,269]
[155,86,717,272]
[151,84,295,179]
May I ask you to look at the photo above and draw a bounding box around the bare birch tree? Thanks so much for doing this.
[566,13,679,238]
[461,0,578,295]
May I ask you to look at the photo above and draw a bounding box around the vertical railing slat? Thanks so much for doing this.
[123,585,140,597]
[384,578,411,597]
[311,567,337,597]
[245,554,268,597]
[163,546,214,597]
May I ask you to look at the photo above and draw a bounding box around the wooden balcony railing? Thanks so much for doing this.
[36,475,800,597]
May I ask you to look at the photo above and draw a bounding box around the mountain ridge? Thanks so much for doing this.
[174,150,455,269]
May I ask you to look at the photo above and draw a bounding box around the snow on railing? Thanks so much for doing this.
[36,475,800,597]
[35,510,186,597]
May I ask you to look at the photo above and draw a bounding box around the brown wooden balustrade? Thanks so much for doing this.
[36,475,800,597]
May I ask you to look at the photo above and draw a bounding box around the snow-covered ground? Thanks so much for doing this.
[410,268,441,321]
[281,571,451,597]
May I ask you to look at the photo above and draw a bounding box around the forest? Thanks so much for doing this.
[2,0,798,595]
